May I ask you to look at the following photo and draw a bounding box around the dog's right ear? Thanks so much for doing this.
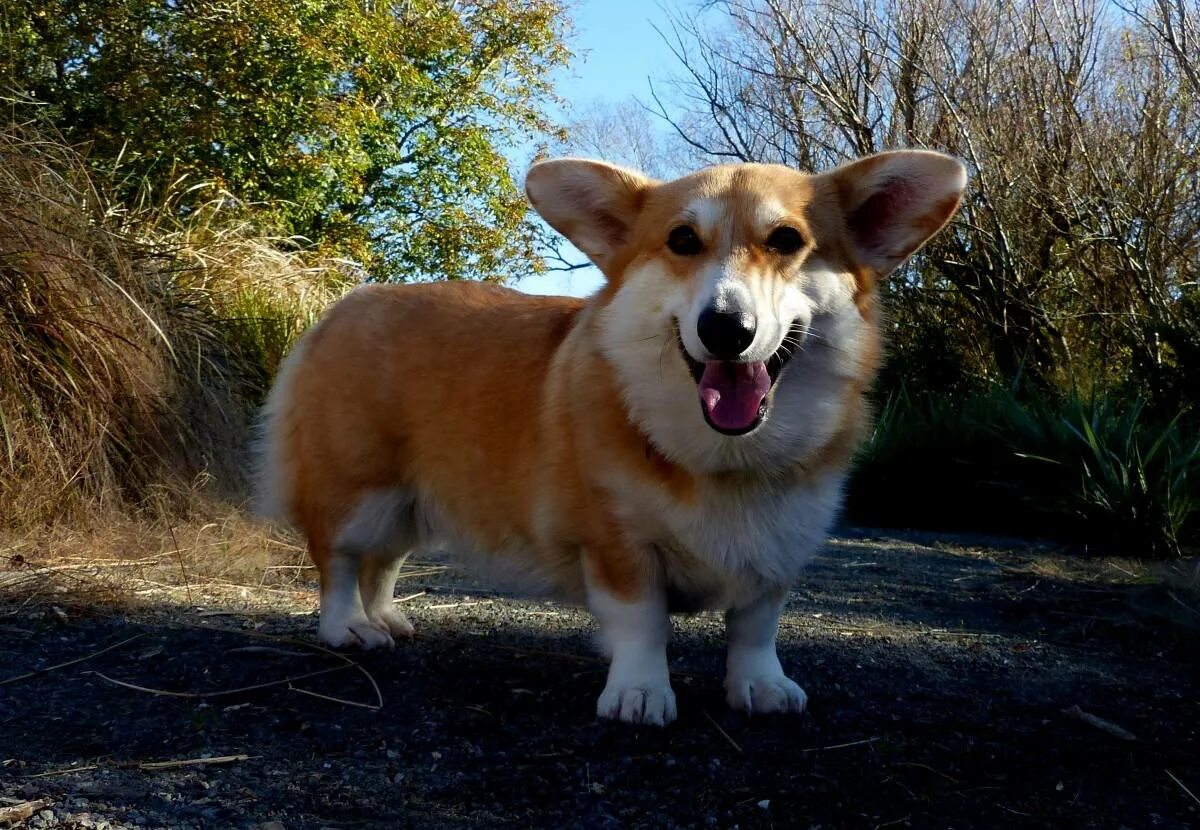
[525,159,654,274]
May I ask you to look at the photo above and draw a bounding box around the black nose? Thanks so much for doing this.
[697,306,756,359]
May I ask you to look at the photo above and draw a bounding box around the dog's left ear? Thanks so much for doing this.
[829,150,967,277]
[525,158,654,275]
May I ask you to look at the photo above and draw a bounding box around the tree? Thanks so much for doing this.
[655,0,1200,399]
[0,0,571,281]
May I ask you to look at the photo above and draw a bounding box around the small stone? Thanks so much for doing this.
[757,800,770,810]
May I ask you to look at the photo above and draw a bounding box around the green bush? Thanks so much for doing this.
[846,385,1200,558]
[1,0,570,282]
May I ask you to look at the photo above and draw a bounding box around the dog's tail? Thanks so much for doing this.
[251,331,311,526]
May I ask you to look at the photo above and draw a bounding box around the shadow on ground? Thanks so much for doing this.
[1,530,1197,829]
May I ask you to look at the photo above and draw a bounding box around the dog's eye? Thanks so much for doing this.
[766,226,805,255]
[667,225,703,256]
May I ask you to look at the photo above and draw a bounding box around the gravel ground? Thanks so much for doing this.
[1,528,1197,829]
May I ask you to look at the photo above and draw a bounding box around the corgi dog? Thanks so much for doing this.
[256,150,966,726]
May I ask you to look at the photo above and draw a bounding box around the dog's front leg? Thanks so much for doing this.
[584,553,676,726]
[724,590,807,715]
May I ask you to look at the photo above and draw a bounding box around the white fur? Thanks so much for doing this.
[683,196,726,238]
[598,258,868,476]
[317,554,395,650]
[333,487,414,553]
[361,556,415,640]
[605,467,845,610]
[725,592,806,714]
[751,195,789,230]
[252,331,311,524]
[586,568,676,726]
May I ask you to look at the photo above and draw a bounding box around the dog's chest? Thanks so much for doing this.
[618,473,844,609]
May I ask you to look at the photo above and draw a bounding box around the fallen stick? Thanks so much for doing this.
[799,736,879,753]
[26,755,255,779]
[225,646,313,658]
[1062,705,1137,741]
[703,710,744,754]
[0,799,50,823]
[0,634,145,687]
[177,620,384,709]
[87,663,351,699]
[137,754,254,771]
[1166,769,1200,808]
[288,683,381,710]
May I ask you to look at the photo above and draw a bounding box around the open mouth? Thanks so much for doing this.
[675,320,805,436]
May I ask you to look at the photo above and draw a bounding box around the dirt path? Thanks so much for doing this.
[1,529,1197,829]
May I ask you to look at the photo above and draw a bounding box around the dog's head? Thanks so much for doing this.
[526,152,966,474]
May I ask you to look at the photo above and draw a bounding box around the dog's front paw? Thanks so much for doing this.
[725,673,807,715]
[597,681,678,726]
[318,615,395,650]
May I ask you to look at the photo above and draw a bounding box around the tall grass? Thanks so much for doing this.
[0,106,349,528]
[847,385,1200,558]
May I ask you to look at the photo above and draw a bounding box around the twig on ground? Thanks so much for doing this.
[23,765,99,779]
[394,567,452,580]
[26,755,255,779]
[284,636,384,709]
[1166,590,1200,618]
[703,710,744,754]
[427,600,493,610]
[137,754,254,771]
[288,683,381,710]
[167,620,383,709]
[891,761,961,784]
[225,646,312,657]
[799,736,879,753]
[1062,705,1137,741]
[5,557,162,575]
[396,591,426,603]
[0,634,145,687]
[86,664,350,699]
[165,523,193,606]
[1166,769,1200,808]
[0,799,50,823]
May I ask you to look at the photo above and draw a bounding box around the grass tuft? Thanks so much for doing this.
[0,103,350,529]
[848,385,1200,558]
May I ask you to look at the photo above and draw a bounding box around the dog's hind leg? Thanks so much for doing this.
[314,538,395,650]
[316,487,416,650]
[359,553,415,640]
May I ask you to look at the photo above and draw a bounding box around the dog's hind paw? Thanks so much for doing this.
[370,606,415,639]
[318,616,395,650]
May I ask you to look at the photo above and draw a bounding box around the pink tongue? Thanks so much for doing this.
[698,361,771,431]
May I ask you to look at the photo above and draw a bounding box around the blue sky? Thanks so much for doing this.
[513,0,680,298]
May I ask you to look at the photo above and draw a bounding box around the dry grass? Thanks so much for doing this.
[0,102,350,530]
[0,507,317,617]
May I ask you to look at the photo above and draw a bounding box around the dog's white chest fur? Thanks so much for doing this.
[609,470,844,610]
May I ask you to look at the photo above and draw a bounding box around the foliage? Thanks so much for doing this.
[657,0,1200,402]
[847,385,1200,558]
[0,0,570,281]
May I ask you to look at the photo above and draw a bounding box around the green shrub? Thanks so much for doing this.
[846,385,1200,558]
